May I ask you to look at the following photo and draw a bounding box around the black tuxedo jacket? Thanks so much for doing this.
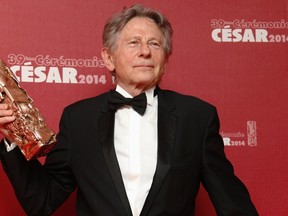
[0,88,258,216]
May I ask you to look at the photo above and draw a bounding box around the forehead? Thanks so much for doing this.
[120,17,163,39]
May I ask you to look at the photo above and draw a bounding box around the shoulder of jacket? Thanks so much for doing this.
[160,89,215,109]
[63,91,109,113]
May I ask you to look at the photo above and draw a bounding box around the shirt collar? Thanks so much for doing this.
[115,85,156,106]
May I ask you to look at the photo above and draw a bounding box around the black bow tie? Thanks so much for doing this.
[108,90,147,115]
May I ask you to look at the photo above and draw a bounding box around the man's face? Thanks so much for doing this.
[103,17,167,92]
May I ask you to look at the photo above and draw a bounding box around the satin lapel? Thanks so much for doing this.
[140,91,178,216]
[99,111,132,216]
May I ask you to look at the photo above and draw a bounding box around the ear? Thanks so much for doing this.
[101,47,115,71]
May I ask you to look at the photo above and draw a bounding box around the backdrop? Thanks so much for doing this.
[0,0,287,215]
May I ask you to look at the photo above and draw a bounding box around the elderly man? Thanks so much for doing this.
[0,4,258,216]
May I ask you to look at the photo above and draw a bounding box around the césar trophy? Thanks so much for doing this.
[0,59,56,160]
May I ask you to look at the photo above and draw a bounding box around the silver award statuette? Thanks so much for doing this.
[0,59,56,160]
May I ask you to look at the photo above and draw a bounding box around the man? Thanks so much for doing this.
[0,4,258,216]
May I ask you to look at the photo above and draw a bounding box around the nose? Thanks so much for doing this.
[138,43,151,57]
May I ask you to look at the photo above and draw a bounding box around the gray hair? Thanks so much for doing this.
[102,4,173,58]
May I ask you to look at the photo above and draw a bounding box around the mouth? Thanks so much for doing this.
[134,64,154,69]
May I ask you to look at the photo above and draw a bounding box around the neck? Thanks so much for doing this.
[117,83,154,97]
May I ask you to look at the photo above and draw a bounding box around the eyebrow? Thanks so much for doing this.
[127,35,163,42]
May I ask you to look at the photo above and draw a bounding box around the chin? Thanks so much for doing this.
[137,80,158,89]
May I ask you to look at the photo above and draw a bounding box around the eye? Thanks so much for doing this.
[148,41,161,48]
[128,40,140,46]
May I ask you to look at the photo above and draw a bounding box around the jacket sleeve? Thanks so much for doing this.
[0,108,77,216]
[200,107,258,215]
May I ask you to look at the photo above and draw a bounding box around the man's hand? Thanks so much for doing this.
[0,103,16,143]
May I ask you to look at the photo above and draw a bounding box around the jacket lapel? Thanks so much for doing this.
[140,90,178,216]
[99,109,133,216]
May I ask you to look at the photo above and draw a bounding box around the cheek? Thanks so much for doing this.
[157,59,167,74]
[116,52,135,68]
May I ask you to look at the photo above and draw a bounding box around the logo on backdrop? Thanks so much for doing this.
[211,19,288,43]
[221,121,257,147]
[6,54,108,84]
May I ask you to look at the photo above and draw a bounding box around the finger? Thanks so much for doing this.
[0,103,9,110]
[0,116,15,125]
[0,128,11,137]
[0,109,14,117]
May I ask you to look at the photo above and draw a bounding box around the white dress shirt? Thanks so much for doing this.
[114,85,158,216]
